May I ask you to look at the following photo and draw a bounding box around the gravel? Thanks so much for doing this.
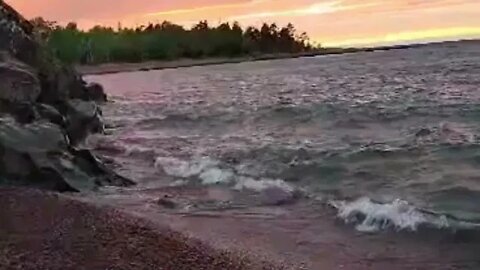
[0,188,283,270]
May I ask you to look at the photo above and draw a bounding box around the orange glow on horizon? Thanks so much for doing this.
[321,27,480,47]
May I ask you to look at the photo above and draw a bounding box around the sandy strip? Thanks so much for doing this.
[75,53,325,76]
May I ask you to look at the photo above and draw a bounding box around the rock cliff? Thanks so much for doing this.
[0,1,134,191]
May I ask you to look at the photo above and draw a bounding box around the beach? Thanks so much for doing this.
[0,188,283,270]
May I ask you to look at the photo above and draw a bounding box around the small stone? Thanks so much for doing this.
[260,187,298,206]
[157,196,177,209]
[85,82,107,102]
[415,128,432,137]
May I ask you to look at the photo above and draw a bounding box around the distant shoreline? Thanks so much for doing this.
[77,51,338,75]
[77,39,479,75]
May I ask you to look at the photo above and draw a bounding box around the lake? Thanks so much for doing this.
[85,41,480,269]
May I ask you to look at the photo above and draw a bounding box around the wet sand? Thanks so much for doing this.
[0,188,283,270]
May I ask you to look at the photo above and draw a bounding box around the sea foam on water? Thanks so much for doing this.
[154,156,295,193]
[330,197,449,232]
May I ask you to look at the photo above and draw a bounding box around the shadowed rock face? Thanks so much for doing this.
[0,1,36,64]
[0,52,41,103]
[0,1,133,191]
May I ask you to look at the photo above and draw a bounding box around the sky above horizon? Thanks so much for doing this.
[7,0,480,47]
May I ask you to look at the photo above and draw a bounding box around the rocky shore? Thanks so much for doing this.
[0,1,131,192]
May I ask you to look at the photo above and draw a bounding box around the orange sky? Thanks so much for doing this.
[7,0,480,47]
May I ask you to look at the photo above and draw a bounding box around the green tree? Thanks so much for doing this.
[41,20,316,64]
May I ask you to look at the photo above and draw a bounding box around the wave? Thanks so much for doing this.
[330,197,480,233]
[255,103,480,127]
[154,156,296,194]
[234,176,295,193]
[154,156,219,178]
[133,111,241,130]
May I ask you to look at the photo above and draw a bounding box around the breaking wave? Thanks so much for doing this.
[154,156,296,193]
[330,197,480,233]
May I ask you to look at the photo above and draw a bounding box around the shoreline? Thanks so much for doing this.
[75,47,413,76]
[76,52,335,75]
[6,185,479,270]
[77,39,480,76]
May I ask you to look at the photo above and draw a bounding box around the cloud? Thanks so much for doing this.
[144,2,250,17]
[228,1,342,20]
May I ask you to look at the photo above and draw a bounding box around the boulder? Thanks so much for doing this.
[35,103,66,127]
[0,2,37,65]
[157,195,178,209]
[0,2,136,192]
[0,117,133,191]
[67,80,107,103]
[0,101,66,126]
[65,99,103,144]
[70,148,134,187]
[259,187,299,206]
[0,2,92,106]
[1,101,37,123]
[0,52,41,103]
[37,66,84,104]
[0,117,81,191]
[85,82,107,102]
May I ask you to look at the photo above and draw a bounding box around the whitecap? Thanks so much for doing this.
[234,177,295,193]
[169,179,188,187]
[199,168,235,185]
[154,156,234,185]
[154,156,218,178]
[155,157,297,193]
[330,197,449,232]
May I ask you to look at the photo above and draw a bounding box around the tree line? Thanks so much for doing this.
[30,18,318,64]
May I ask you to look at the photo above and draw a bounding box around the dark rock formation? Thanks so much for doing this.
[65,99,104,144]
[85,82,107,102]
[0,1,134,192]
[35,103,66,127]
[0,52,40,103]
[0,1,37,65]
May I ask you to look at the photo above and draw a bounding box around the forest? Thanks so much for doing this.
[30,18,318,64]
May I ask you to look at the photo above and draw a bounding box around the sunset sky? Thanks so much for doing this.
[7,0,480,47]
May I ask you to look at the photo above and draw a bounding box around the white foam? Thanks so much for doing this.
[199,168,235,185]
[234,177,295,193]
[169,179,188,187]
[330,197,449,232]
[155,157,297,193]
[154,156,218,178]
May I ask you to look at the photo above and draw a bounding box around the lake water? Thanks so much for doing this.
[86,41,480,234]
[86,42,480,269]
